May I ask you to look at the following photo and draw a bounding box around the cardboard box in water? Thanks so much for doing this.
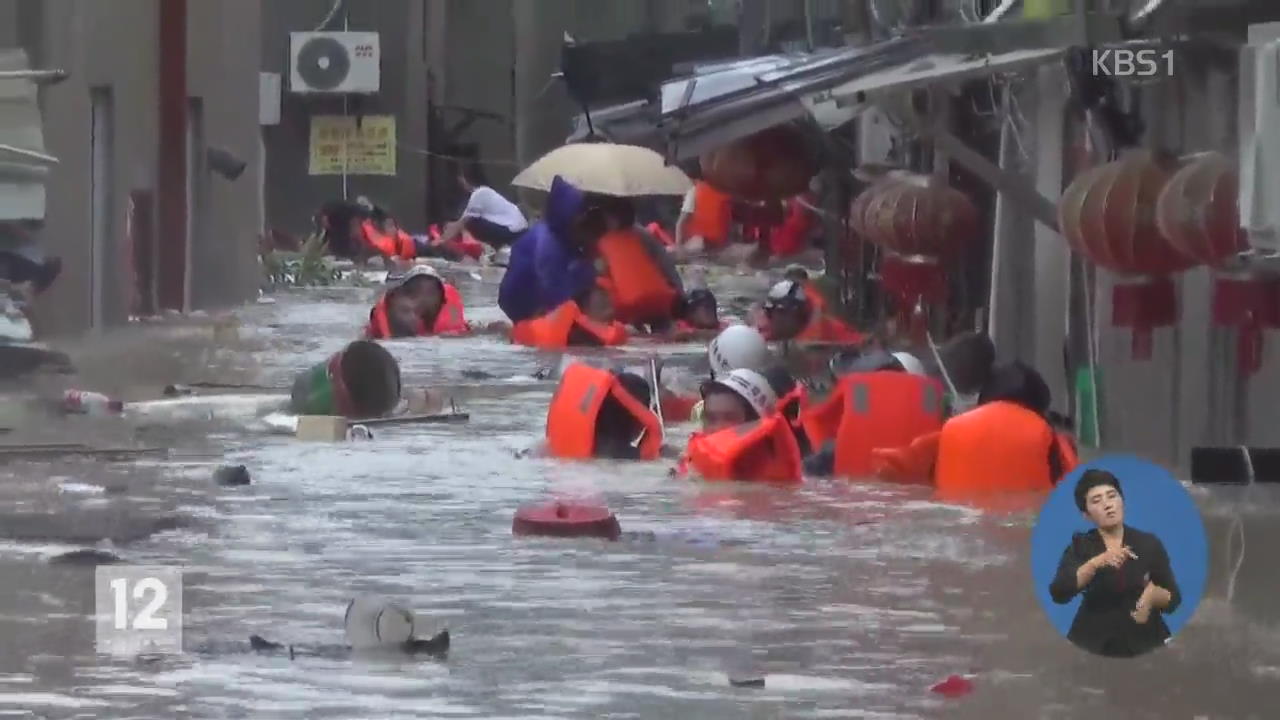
[296,415,348,442]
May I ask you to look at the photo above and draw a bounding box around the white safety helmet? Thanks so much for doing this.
[388,264,441,290]
[707,368,778,419]
[707,325,769,378]
[891,352,927,377]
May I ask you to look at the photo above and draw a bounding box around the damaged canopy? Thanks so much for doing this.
[657,35,1065,161]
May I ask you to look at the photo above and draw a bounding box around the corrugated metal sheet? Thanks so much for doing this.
[0,48,51,221]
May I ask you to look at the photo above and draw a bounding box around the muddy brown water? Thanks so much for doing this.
[1,266,1277,719]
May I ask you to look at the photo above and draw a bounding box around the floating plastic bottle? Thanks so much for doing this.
[62,390,124,415]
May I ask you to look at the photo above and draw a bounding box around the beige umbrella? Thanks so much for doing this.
[511,143,692,197]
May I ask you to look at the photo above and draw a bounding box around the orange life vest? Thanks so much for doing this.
[366,282,469,339]
[596,229,679,324]
[804,281,829,315]
[510,300,629,349]
[546,364,663,460]
[685,182,732,247]
[820,372,945,479]
[682,414,804,484]
[362,220,416,259]
[934,400,1074,499]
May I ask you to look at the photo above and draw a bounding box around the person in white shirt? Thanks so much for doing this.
[435,165,530,250]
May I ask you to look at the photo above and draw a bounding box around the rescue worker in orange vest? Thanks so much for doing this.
[594,197,684,330]
[783,266,829,317]
[676,180,734,254]
[676,368,804,484]
[539,364,665,461]
[365,265,471,340]
[870,361,1080,498]
[511,278,630,349]
[357,200,416,263]
[757,280,864,345]
[802,350,944,479]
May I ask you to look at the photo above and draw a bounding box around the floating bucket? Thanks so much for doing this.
[512,500,622,541]
[343,596,415,649]
[290,340,401,419]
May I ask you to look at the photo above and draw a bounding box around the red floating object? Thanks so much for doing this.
[930,674,974,699]
[512,501,622,541]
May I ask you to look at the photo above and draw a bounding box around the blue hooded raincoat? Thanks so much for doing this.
[498,176,598,323]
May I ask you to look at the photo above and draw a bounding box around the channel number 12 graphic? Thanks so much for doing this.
[95,566,183,656]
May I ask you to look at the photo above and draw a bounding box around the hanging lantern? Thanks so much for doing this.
[1059,151,1196,359]
[1155,152,1246,267]
[1155,152,1271,375]
[699,125,817,201]
[848,175,979,340]
[857,174,980,258]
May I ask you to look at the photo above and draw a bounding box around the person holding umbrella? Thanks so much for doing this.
[498,175,605,324]
[499,144,694,325]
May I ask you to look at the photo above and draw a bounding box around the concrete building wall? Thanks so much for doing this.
[260,0,429,234]
[187,0,265,311]
[8,0,262,336]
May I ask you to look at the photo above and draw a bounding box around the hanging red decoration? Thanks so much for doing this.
[699,125,817,202]
[847,175,979,341]
[1155,152,1246,268]
[1059,151,1196,360]
[880,253,947,342]
[1211,274,1280,376]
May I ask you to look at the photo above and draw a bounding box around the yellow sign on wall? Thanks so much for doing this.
[309,115,396,176]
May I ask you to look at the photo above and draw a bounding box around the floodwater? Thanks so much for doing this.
[2,265,1279,719]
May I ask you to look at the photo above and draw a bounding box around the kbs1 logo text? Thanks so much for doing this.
[1091,49,1175,78]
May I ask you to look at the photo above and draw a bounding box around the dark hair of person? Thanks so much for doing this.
[675,288,717,318]
[979,361,1051,415]
[614,372,652,409]
[941,331,996,395]
[1074,469,1123,513]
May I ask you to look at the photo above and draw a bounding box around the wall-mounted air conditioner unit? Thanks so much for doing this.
[289,31,380,94]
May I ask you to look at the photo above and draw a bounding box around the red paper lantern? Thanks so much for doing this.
[846,176,979,341]
[1156,152,1246,268]
[849,174,979,258]
[699,125,817,201]
[1060,151,1196,359]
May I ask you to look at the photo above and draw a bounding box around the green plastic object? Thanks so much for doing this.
[1023,0,1073,18]
[1074,366,1101,449]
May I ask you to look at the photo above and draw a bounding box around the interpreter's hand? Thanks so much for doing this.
[1091,546,1138,571]
[1131,597,1152,625]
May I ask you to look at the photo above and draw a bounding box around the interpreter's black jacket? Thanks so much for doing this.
[1049,524,1182,658]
